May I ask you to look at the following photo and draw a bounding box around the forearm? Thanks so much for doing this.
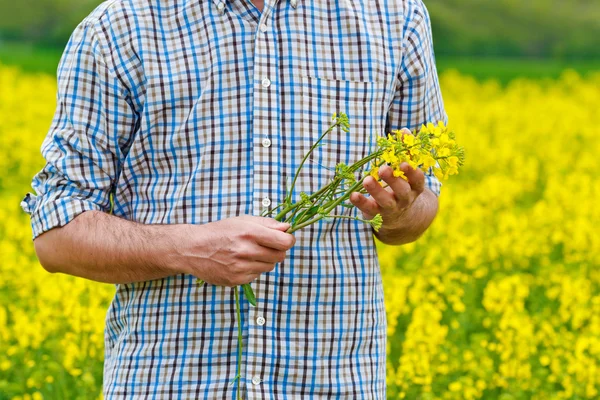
[374,188,439,245]
[33,210,184,284]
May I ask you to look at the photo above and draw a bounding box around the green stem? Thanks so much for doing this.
[327,214,374,224]
[285,121,340,206]
[274,151,383,222]
[274,180,333,221]
[287,159,388,233]
[234,286,242,400]
[260,201,287,217]
[285,179,338,225]
[287,177,366,233]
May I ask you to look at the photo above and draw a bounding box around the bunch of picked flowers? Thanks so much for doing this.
[199,112,465,399]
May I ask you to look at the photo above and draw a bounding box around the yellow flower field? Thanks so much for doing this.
[1,63,599,399]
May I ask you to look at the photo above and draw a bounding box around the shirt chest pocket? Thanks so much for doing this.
[294,75,389,193]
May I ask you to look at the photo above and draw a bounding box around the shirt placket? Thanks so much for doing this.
[246,0,282,399]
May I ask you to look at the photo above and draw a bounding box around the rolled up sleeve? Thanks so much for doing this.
[21,19,138,240]
[385,0,447,197]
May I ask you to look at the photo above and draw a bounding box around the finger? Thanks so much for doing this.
[246,261,277,274]
[362,175,396,210]
[378,164,412,202]
[349,192,379,218]
[253,225,296,250]
[243,273,261,284]
[401,162,425,194]
[253,216,291,232]
[249,245,287,264]
[228,273,261,287]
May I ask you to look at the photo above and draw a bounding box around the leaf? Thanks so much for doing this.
[242,283,257,306]
[228,373,241,387]
[303,205,321,220]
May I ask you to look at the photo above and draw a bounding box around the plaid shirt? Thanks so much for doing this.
[21,0,446,398]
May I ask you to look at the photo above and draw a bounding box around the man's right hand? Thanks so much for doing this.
[173,215,296,287]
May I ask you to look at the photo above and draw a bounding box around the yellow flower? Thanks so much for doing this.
[437,147,451,157]
[407,159,419,170]
[448,156,459,168]
[382,149,398,164]
[421,155,437,169]
[393,168,408,180]
[402,134,416,147]
[369,166,380,180]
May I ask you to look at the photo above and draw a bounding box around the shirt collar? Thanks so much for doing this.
[212,0,299,13]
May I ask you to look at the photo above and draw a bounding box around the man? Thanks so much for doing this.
[21,0,446,397]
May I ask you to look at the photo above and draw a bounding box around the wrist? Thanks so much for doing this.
[149,222,194,276]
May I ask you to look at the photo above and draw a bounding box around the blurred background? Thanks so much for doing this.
[1,1,599,399]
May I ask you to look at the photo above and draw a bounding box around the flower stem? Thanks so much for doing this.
[234,286,242,400]
[274,151,383,222]
[285,121,340,206]
[287,159,388,233]
[274,180,335,221]
[327,214,374,224]
[287,177,366,233]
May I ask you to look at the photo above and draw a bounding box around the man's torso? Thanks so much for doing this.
[86,0,417,397]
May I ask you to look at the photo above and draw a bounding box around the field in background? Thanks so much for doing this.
[1,60,600,399]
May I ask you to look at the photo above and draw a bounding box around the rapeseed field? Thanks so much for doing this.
[1,64,599,399]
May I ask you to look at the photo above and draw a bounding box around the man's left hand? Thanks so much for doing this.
[349,129,425,233]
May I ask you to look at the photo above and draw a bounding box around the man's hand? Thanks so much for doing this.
[174,216,296,287]
[349,129,439,245]
[33,211,295,286]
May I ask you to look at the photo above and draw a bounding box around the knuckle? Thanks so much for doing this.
[382,199,396,209]
[230,262,247,275]
[395,184,411,198]
[239,243,254,257]
[239,229,253,240]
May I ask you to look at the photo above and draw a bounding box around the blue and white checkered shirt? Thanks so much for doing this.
[21,0,446,397]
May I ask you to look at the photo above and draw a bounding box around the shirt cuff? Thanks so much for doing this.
[21,192,106,240]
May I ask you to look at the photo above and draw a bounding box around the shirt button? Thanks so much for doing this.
[259,23,268,32]
[261,78,271,88]
[256,316,266,326]
[290,0,297,8]
[252,376,262,385]
[217,2,225,10]
[262,197,271,207]
[262,138,271,148]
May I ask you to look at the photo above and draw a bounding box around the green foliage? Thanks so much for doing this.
[426,0,600,58]
[0,0,101,46]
